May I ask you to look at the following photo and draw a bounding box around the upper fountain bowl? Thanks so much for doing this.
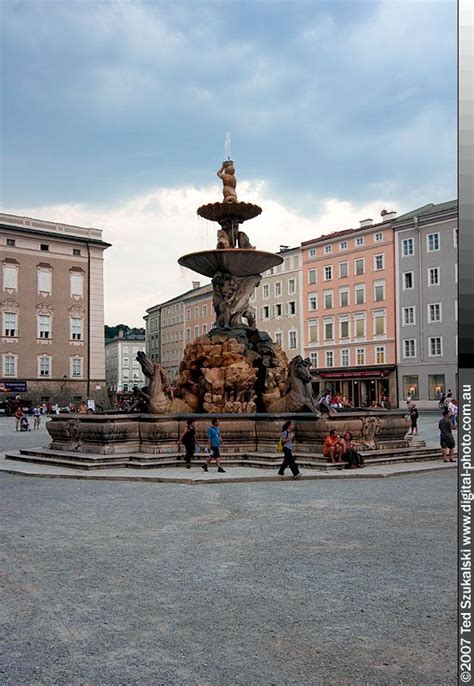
[197,201,262,224]
[178,249,283,278]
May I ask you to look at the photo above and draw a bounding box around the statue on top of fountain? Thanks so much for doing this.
[215,160,254,250]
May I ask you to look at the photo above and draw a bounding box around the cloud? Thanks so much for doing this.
[5,181,401,326]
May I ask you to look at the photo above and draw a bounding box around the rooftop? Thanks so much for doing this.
[0,212,111,247]
[394,199,458,223]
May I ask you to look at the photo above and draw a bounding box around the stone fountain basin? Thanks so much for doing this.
[46,410,410,455]
[178,249,283,278]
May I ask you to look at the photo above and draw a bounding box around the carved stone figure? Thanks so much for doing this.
[217,160,237,203]
[212,271,260,328]
[267,355,320,414]
[136,352,191,414]
[360,416,381,449]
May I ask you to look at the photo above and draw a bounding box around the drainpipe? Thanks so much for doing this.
[415,217,424,364]
[86,241,91,398]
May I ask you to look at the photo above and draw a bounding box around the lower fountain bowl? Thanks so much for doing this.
[178,249,284,278]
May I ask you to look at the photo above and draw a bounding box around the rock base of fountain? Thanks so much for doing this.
[174,327,288,414]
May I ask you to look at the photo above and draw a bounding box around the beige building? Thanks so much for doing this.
[0,212,110,406]
[252,246,304,358]
[145,282,213,381]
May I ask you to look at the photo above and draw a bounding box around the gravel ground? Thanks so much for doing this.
[0,469,456,685]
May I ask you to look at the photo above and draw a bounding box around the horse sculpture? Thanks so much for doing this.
[136,351,191,414]
[267,355,320,414]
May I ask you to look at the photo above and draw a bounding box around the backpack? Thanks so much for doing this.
[276,438,283,453]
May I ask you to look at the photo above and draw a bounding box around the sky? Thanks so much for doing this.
[1,0,457,326]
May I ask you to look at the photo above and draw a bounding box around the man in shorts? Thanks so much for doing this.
[323,429,344,467]
[439,408,456,462]
[204,418,225,473]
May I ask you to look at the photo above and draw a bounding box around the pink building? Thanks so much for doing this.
[301,214,398,407]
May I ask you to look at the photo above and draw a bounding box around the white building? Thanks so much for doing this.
[105,331,146,392]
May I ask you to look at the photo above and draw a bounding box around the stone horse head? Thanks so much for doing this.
[286,356,319,414]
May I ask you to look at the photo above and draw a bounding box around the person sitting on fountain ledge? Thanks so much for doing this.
[323,429,344,469]
[203,418,226,473]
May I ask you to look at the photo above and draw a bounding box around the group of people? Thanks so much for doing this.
[177,418,364,478]
[406,390,458,461]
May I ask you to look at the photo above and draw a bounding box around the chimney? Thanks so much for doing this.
[359,219,373,228]
[192,281,201,289]
[381,209,397,222]
[118,330,124,338]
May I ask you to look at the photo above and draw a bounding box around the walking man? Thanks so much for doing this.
[439,408,456,462]
[178,419,199,469]
[203,418,225,473]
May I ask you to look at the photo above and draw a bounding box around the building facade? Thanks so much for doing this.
[394,200,458,407]
[301,213,398,406]
[0,212,110,406]
[252,246,305,359]
[105,330,146,393]
[145,283,213,381]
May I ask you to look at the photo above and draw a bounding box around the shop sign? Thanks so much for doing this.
[0,381,28,392]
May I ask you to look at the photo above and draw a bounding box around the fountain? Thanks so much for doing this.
[6,159,425,472]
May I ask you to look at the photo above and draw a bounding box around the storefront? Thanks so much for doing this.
[311,366,397,408]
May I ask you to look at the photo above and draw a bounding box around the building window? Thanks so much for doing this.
[275,303,282,316]
[308,294,318,311]
[428,374,446,400]
[356,237,364,246]
[263,284,270,299]
[355,285,365,305]
[355,258,365,275]
[288,301,296,315]
[374,254,384,271]
[194,325,199,338]
[38,356,51,377]
[3,263,18,291]
[403,375,419,400]
[325,351,334,368]
[354,316,366,338]
[324,321,334,341]
[3,312,17,337]
[403,272,414,290]
[308,320,318,343]
[70,356,83,378]
[341,349,350,367]
[339,319,349,339]
[186,328,191,341]
[324,245,332,254]
[403,307,415,325]
[428,267,440,286]
[6,238,15,247]
[373,311,386,336]
[262,306,270,319]
[375,346,385,364]
[288,279,296,294]
[339,288,349,307]
[122,356,129,367]
[186,309,191,321]
[289,331,297,349]
[194,306,199,318]
[40,244,49,252]
[375,232,383,242]
[403,339,416,358]
[402,238,414,256]
[340,240,347,250]
[308,248,316,258]
[427,233,440,252]
[308,269,317,285]
[275,332,282,346]
[429,336,442,357]
[70,272,83,298]
[454,227,458,247]
[324,291,333,310]
[38,314,51,339]
[73,248,81,256]
[37,267,52,295]
[310,352,318,368]
[374,282,385,302]
[3,354,17,377]
[70,317,83,340]
[428,303,441,323]
[356,348,365,365]
[275,282,282,297]
[323,266,332,281]
[202,305,208,317]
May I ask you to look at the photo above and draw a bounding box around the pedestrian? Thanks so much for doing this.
[78,401,88,414]
[203,418,225,473]
[33,405,41,430]
[178,419,200,469]
[14,405,24,432]
[448,398,458,429]
[277,420,302,479]
[439,408,456,462]
[408,403,419,435]
[406,391,412,406]
[323,429,344,468]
